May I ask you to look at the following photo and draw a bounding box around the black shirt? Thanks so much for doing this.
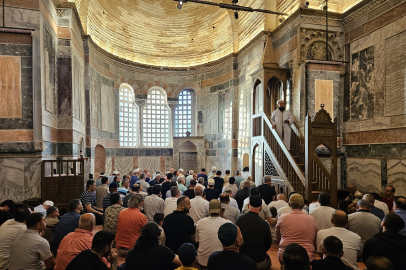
[207,250,257,270]
[235,212,272,263]
[161,182,171,200]
[183,189,195,200]
[126,245,175,270]
[235,188,250,211]
[66,249,109,270]
[162,211,195,254]
[213,177,224,192]
[310,256,353,270]
[205,189,221,202]
[197,173,208,182]
[257,184,276,205]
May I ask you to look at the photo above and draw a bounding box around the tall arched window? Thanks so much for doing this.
[174,90,193,137]
[142,87,171,147]
[119,85,139,147]
[286,80,292,110]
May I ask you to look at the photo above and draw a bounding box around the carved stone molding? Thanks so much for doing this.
[299,29,344,62]
[312,128,333,136]
[342,0,388,25]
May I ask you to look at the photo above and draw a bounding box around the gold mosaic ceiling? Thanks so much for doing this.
[74,0,266,67]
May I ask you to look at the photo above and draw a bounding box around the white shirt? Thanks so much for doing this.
[309,202,321,214]
[196,183,206,189]
[317,227,362,270]
[33,205,47,217]
[374,200,390,215]
[229,198,239,211]
[189,196,210,225]
[268,200,289,211]
[222,185,238,198]
[0,219,26,259]
[164,197,179,217]
[138,179,150,192]
[278,206,308,218]
[196,216,231,266]
[242,197,265,213]
[310,206,335,230]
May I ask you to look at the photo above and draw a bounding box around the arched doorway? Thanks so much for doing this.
[253,144,263,186]
[265,77,284,116]
[242,153,249,171]
[253,79,263,115]
[179,141,198,173]
[95,145,106,177]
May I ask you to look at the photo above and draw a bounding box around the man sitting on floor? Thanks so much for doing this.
[104,193,125,237]
[310,236,352,270]
[282,243,311,270]
[44,206,60,243]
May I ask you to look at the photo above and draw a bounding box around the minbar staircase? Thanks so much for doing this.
[253,107,338,207]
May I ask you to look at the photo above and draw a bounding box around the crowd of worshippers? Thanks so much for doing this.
[0,166,405,270]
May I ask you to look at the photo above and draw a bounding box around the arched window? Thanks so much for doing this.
[142,87,171,147]
[174,90,193,137]
[119,85,139,147]
[286,80,292,110]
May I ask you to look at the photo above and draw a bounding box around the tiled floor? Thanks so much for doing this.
[94,226,366,269]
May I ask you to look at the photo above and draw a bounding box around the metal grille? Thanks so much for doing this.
[265,152,279,176]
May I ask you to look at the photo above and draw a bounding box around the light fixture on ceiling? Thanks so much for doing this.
[173,0,288,16]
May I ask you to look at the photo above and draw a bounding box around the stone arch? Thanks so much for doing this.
[252,143,263,186]
[243,153,250,171]
[253,78,262,115]
[94,144,106,177]
[265,76,284,116]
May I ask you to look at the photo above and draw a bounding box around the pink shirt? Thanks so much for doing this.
[276,209,318,261]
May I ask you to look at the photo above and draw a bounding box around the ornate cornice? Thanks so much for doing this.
[342,0,388,25]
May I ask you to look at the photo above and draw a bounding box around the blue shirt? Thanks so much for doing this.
[395,209,406,236]
[51,211,81,254]
[197,173,207,182]
[130,176,139,188]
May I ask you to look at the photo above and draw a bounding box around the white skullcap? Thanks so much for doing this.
[112,171,119,175]
[277,99,285,105]
[43,200,54,206]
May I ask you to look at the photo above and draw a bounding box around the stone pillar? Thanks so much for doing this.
[134,99,145,147]
[231,86,239,175]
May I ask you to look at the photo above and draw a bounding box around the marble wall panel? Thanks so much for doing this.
[0,56,21,118]
[350,46,375,120]
[101,84,115,133]
[138,157,160,173]
[347,158,381,193]
[43,27,56,114]
[387,159,406,196]
[114,156,133,176]
[23,158,41,199]
[206,156,231,175]
[72,55,85,123]
[105,157,112,176]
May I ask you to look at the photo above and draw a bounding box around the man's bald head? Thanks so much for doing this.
[79,213,96,231]
[195,185,204,196]
[332,210,348,228]
[277,194,286,201]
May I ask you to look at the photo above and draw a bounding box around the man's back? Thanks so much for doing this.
[310,256,353,270]
[317,227,362,270]
[369,206,385,220]
[55,228,93,270]
[51,211,81,254]
[363,232,406,270]
[163,211,195,254]
[164,197,178,217]
[0,219,26,261]
[310,206,335,230]
[161,181,171,200]
[144,194,165,221]
[348,211,381,245]
[189,196,209,225]
[9,229,53,270]
[115,208,147,250]
[197,173,208,182]
[183,189,195,199]
[196,217,231,267]
[235,188,250,211]
[65,249,108,270]
[213,177,224,192]
[207,250,257,270]
[257,184,276,205]
[205,189,221,202]
[276,209,318,261]
[222,203,240,223]
[269,200,288,211]
[395,209,406,236]
[234,176,244,189]
[235,212,272,263]
[96,185,109,209]
[223,185,238,198]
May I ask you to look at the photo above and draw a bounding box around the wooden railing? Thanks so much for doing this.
[312,152,331,192]
[291,123,305,165]
[260,113,306,197]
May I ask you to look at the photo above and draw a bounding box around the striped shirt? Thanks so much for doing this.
[79,189,93,213]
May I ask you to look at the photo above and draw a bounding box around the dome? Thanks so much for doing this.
[75,0,266,67]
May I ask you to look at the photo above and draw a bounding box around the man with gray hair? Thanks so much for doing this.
[177,176,187,193]
[270,99,294,150]
[363,194,385,220]
[164,186,181,217]
[189,186,209,225]
[208,166,217,179]
[137,172,150,193]
[115,194,147,255]
[185,170,194,187]
[196,177,206,190]
[348,199,381,246]
[130,169,140,188]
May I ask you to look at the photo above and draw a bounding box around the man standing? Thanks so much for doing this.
[257,176,276,205]
[96,177,109,209]
[235,181,251,211]
[177,177,188,193]
[207,223,256,270]
[108,171,119,185]
[205,179,221,202]
[208,166,217,179]
[164,186,181,217]
[382,186,396,212]
[195,200,231,268]
[183,180,196,200]
[161,173,173,200]
[163,196,195,254]
[394,196,406,236]
[189,186,210,226]
[317,210,362,270]
[144,185,165,222]
[236,195,272,270]
[9,213,55,270]
[185,170,194,187]
[213,171,224,193]
[197,168,208,182]
[348,199,381,246]
[270,100,294,150]
[222,177,238,198]
[234,170,244,189]
[363,213,406,270]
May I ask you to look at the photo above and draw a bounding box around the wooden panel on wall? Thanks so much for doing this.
[0,56,21,118]
[315,80,333,116]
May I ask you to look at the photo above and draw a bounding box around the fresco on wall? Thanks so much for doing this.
[350,46,375,120]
